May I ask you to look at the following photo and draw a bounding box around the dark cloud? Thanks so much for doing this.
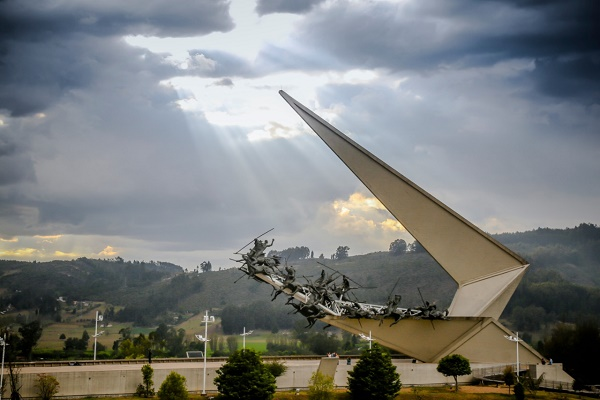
[529,56,600,103]
[256,0,599,102]
[0,1,233,117]
[213,78,234,87]
[0,0,234,39]
[0,0,597,267]
[255,0,325,16]
[0,0,239,244]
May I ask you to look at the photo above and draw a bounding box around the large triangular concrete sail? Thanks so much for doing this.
[280,90,529,319]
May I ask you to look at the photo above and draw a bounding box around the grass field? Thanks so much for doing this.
[37,303,148,351]
[38,304,274,355]
[70,386,592,400]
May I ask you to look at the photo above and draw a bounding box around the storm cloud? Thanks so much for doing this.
[0,0,597,268]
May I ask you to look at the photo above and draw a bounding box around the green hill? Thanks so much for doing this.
[0,223,598,345]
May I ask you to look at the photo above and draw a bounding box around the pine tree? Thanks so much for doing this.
[347,344,401,400]
[214,349,276,400]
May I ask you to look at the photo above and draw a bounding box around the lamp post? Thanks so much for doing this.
[240,327,253,350]
[93,311,104,361]
[0,335,7,400]
[359,331,375,349]
[504,332,523,376]
[196,310,215,396]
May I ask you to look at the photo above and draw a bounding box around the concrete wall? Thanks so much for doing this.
[530,363,573,383]
[14,359,474,398]
[12,360,570,398]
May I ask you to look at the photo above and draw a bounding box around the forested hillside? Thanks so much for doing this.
[0,223,598,338]
[0,257,182,321]
[493,223,600,286]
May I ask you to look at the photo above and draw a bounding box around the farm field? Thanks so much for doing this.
[38,304,274,356]
[38,302,149,352]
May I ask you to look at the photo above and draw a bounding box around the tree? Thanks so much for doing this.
[514,381,525,400]
[543,319,600,386]
[333,246,349,260]
[214,349,276,400]
[63,337,87,352]
[436,354,472,392]
[347,344,401,400]
[408,241,426,253]
[226,336,238,354]
[139,364,154,398]
[200,261,212,273]
[81,330,90,349]
[389,239,407,256]
[34,374,60,400]
[18,320,43,361]
[157,371,187,400]
[308,370,334,400]
[8,362,22,400]
[502,365,515,394]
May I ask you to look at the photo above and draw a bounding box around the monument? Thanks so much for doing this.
[235,91,544,365]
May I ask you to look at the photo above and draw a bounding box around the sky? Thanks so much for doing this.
[0,0,598,270]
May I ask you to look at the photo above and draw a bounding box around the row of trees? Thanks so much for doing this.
[146,344,403,400]
[0,320,43,362]
[541,319,600,387]
[205,346,472,399]
[113,324,187,358]
[220,302,299,334]
[389,239,426,255]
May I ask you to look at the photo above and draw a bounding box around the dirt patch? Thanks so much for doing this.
[460,385,509,394]
[400,384,509,394]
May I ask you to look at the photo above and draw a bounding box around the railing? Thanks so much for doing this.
[471,364,600,398]
[13,354,411,369]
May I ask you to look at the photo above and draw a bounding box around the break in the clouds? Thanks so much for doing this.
[0,0,598,269]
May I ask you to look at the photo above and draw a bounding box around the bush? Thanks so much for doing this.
[308,371,334,400]
[514,381,525,400]
[265,361,287,378]
[34,374,60,400]
[157,372,188,400]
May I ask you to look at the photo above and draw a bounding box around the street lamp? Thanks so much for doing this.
[93,311,104,361]
[359,331,375,350]
[196,310,215,396]
[504,332,523,376]
[240,327,253,350]
[0,335,8,400]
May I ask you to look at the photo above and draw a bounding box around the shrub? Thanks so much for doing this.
[157,372,188,400]
[265,361,287,378]
[308,371,334,400]
[34,374,60,400]
[514,381,525,400]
